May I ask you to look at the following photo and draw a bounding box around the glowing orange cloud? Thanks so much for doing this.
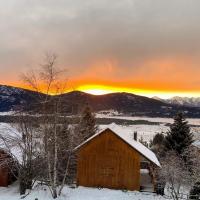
[4,57,200,99]
[66,57,200,98]
[7,79,200,99]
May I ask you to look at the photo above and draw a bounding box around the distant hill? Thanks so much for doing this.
[59,91,166,115]
[0,85,46,112]
[153,96,200,108]
[58,91,200,117]
[1,85,200,117]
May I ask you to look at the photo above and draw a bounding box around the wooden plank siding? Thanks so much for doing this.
[0,151,10,187]
[77,129,141,191]
[0,167,8,187]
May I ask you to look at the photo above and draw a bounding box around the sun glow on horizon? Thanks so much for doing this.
[10,82,200,99]
[80,88,112,95]
[76,84,200,99]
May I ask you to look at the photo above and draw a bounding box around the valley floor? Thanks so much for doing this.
[0,183,165,200]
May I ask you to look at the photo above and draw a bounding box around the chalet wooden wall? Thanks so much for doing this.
[0,151,10,187]
[77,129,141,191]
[0,167,8,187]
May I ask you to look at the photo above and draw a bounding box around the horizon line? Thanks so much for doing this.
[1,83,200,99]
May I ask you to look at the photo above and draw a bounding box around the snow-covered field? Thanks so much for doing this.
[96,113,200,125]
[0,111,15,116]
[96,114,200,140]
[99,124,169,142]
[0,183,165,200]
[1,114,200,146]
[0,122,169,146]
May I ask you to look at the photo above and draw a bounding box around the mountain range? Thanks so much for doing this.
[153,96,200,108]
[0,85,200,117]
[0,85,44,112]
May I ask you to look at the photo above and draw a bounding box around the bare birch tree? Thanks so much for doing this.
[22,53,75,198]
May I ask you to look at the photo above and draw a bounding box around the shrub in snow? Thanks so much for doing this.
[190,182,200,200]
[158,151,190,200]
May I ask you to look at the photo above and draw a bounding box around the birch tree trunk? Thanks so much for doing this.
[52,102,58,199]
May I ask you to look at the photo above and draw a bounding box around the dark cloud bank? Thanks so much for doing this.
[0,0,200,89]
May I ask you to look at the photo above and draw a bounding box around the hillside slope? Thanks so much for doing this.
[1,85,200,117]
[0,85,46,112]
[59,91,200,117]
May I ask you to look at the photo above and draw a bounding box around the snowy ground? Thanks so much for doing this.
[0,115,200,146]
[0,122,166,200]
[96,114,200,140]
[0,182,165,200]
[0,111,15,116]
[0,123,22,162]
[96,113,200,125]
[99,124,169,142]
[99,123,200,141]
[0,116,197,199]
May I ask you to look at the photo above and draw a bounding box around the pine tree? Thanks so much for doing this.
[77,105,98,144]
[150,132,165,158]
[152,133,165,147]
[164,112,194,156]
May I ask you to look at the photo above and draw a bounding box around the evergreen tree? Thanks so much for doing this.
[152,133,165,146]
[150,132,165,158]
[164,112,194,156]
[77,105,98,144]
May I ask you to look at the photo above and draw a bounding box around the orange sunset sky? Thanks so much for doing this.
[1,1,200,99]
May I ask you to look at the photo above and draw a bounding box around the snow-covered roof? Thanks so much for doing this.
[75,123,161,167]
[193,140,200,149]
[0,123,22,163]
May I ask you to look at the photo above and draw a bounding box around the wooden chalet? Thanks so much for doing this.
[0,149,16,187]
[75,125,160,191]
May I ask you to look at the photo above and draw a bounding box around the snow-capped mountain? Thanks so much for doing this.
[1,85,200,117]
[0,85,24,95]
[153,96,200,107]
[0,85,46,112]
